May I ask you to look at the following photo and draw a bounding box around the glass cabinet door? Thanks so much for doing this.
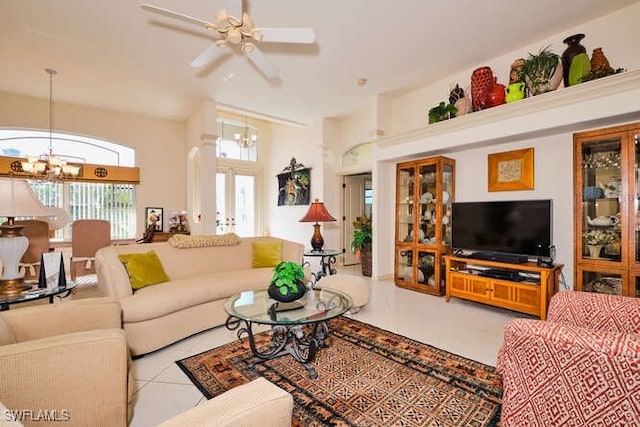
[417,251,435,289]
[418,164,436,244]
[396,165,415,244]
[442,163,454,245]
[634,132,640,265]
[396,249,414,283]
[580,138,623,262]
[580,269,626,296]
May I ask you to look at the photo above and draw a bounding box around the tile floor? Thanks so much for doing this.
[127,268,532,426]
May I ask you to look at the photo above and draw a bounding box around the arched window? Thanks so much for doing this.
[216,119,258,162]
[0,129,137,240]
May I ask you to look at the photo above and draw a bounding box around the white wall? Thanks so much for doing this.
[334,2,640,286]
[265,122,320,246]
[0,90,186,236]
[389,2,640,136]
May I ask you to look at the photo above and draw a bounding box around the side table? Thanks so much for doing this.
[0,282,77,311]
[303,249,342,284]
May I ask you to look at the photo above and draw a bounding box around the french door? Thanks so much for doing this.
[216,167,258,237]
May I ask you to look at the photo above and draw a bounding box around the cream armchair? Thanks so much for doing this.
[0,298,133,427]
[159,377,293,427]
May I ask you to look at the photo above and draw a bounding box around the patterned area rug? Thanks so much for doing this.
[176,317,502,426]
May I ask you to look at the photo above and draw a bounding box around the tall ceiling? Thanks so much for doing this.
[1,0,638,125]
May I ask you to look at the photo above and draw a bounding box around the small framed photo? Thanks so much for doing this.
[145,207,163,232]
[488,148,534,192]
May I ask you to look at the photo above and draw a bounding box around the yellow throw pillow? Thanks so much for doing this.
[118,250,170,290]
[252,240,282,268]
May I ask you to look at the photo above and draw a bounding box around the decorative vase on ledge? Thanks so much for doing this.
[587,244,603,258]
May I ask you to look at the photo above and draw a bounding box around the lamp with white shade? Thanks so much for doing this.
[0,178,49,296]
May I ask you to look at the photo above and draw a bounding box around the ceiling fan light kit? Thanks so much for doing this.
[141,1,315,79]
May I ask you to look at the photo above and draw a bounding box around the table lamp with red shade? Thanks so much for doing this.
[299,199,336,252]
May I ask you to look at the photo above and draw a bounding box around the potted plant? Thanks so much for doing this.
[428,102,458,124]
[351,215,372,277]
[519,45,563,96]
[268,261,307,302]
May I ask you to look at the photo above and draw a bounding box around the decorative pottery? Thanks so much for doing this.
[268,279,306,302]
[568,53,591,85]
[582,186,604,200]
[525,62,563,96]
[586,215,619,227]
[448,84,465,107]
[587,244,603,258]
[483,78,506,108]
[505,82,525,103]
[453,96,472,116]
[591,47,611,71]
[509,58,526,84]
[471,66,494,111]
[561,34,587,87]
[584,276,621,295]
[599,180,620,198]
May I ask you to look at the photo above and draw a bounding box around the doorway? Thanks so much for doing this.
[216,168,257,237]
[342,173,372,265]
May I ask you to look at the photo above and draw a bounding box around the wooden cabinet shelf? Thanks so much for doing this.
[444,256,563,320]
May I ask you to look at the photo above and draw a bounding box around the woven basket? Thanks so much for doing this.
[360,245,372,277]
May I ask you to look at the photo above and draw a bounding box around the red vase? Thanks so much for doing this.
[471,67,494,111]
[484,78,506,108]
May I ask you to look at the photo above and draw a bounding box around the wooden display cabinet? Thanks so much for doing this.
[395,156,454,295]
[444,255,563,320]
[574,122,640,297]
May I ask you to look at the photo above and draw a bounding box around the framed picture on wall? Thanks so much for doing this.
[277,158,311,206]
[277,168,311,206]
[488,148,534,191]
[145,207,163,232]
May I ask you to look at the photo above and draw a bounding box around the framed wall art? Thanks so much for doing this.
[488,148,534,192]
[277,157,311,206]
[145,207,163,231]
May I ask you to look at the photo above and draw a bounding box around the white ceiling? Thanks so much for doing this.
[1,0,638,126]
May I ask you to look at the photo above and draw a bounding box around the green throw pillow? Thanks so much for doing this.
[252,240,282,268]
[118,250,170,290]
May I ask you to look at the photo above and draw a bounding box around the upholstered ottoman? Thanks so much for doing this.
[316,275,370,313]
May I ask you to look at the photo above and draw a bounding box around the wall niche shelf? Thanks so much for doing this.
[376,69,640,161]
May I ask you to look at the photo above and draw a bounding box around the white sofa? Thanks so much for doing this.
[95,237,304,356]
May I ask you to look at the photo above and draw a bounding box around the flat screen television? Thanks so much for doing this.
[451,199,553,259]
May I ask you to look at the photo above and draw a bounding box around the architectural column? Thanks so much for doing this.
[187,99,218,234]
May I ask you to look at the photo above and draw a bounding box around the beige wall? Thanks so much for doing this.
[0,90,186,237]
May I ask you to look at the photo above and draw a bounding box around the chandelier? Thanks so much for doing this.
[234,117,258,149]
[21,68,80,180]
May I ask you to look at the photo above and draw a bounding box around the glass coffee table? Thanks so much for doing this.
[224,288,352,379]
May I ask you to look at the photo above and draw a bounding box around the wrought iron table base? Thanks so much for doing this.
[303,253,339,285]
[227,315,329,379]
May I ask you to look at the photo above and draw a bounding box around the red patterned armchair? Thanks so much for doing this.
[497,291,640,427]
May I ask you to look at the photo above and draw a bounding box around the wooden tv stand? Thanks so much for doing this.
[444,255,563,320]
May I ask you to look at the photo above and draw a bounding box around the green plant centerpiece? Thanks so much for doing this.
[268,261,307,302]
[351,215,372,277]
[520,45,563,96]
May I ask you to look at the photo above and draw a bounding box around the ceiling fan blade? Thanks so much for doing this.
[225,0,243,26]
[245,45,279,79]
[258,27,315,44]
[190,43,229,68]
[141,4,214,28]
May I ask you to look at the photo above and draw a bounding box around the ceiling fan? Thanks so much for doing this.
[141,0,315,79]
